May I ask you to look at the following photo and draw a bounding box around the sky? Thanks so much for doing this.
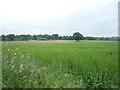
[0,0,118,37]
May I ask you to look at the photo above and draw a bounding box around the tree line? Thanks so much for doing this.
[0,32,119,41]
[1,32,84,41]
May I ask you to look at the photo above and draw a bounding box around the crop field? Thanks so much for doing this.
[2,40,118,88]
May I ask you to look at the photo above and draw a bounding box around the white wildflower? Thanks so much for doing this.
[11,65,14,68]
[19,64,24,73]
[20,64,23,68]
[8,49,9,51]
[15,53,16,55]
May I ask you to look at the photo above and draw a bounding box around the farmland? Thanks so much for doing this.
[2,40,118,88]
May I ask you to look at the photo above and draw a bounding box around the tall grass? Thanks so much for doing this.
[2,40,118,88]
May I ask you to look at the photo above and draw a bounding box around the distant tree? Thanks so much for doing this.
[19,35,26,41]
[37,34,43,40]
[52,34,59,40]
[22,35,28,41]
[73,32,83,41]
[6,34,15,41]
[68,36,73,40]
[85,36,96,40]
[26,34,32,40]
[58,36,62,40]
[33,35,37,40]
[43,34,53,40]
[66,36,69,40]
[1,34,118,41]
[100,37,105,40]
[62,36,66,40]
[2,35,6,41]
[49,35,54,40]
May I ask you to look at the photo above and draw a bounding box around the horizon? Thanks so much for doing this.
[0,0,118,37]
[1,33,118,37]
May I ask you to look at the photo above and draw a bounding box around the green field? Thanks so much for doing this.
[2,40,118,88]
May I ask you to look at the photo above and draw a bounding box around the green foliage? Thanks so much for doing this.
[73,32,83,41]
[52,34,59,40]
[6,34,15,41]
[2,41,118,88]
[1,34,118,41]
[33,35,37,40]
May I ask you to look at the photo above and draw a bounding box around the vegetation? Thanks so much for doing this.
[2,41,118,88]
[1,33,119,41]
[73,32,83,41]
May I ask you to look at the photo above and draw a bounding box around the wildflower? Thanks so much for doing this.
[15,53,16,55]
[19,64,24,73]
[43,67,46,70]
[11,65,14,68]
[20,64,23,68]
[8,49,9,51]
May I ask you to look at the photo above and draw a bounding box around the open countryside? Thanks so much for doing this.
[2,39,118,88]
[1,0,118,89]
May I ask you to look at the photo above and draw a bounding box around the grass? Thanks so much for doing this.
[2,40,118,88]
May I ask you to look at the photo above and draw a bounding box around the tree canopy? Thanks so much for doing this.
[1,33,118,41]
[73,32,83,41]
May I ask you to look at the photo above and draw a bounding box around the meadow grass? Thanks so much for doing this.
[2,40,118,88]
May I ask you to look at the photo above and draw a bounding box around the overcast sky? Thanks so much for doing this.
[0,0,118,37]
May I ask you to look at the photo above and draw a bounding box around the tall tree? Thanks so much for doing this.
[73,32,83,41]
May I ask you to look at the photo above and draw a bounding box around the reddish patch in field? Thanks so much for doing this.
[2,40,76,43]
